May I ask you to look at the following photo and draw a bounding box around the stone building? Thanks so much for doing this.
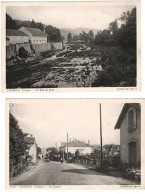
[19,26,48,44]
[6,29,29,45]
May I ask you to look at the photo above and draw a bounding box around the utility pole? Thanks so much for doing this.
[100,104,103,168]
[67,133,68,161]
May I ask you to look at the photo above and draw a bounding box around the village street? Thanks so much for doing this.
[10,161,137,185]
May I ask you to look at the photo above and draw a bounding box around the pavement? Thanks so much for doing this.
[10,161,138,185]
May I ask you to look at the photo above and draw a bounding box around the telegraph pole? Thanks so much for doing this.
[100,104,103,168]
[67,133,68,161]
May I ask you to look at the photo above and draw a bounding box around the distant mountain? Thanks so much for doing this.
[60,28,99,39]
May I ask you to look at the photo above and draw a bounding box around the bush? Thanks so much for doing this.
[125,167,141,181]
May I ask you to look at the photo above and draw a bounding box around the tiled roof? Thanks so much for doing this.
[114,103,140,129]
[6,29,28,36]
[24,136,35,144]
[23,27,48,37]
[61,139,90,148]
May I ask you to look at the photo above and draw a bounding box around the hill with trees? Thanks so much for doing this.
[6,13,62,42]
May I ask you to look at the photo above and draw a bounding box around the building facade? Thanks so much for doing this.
[59,139,92,155]
[24,135,37,163]
[6,29,29,45]
[115,103,141,169]
[19,26,48,44]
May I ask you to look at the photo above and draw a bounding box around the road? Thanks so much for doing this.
[10,161,137,185]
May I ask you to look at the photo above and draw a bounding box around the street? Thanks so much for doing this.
[10,161,137,185]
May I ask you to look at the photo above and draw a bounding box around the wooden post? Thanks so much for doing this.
[100,104,103,168]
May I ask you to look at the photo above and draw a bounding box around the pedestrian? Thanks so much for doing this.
[60,158,63,164]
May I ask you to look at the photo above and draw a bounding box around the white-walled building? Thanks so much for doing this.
[6,29,29,45]
[19,26,48,44]
[24,135,37,163]
[59,139,92,155]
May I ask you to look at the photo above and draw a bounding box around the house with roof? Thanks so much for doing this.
[108,145,120,157]
[19,26,48,44]
[114,103,141,169]
[59,139,92,155]
[24,134,37,163]
[6,29,29,45]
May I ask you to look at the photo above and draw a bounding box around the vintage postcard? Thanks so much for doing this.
[1,1,141,92]
[5,98,145,189]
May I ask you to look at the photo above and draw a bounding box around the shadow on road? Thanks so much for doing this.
[61,168,109,176]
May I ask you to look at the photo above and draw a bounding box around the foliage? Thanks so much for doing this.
[6,14,62,42]
[9,113,26,161]
[92,46,136,87]
[6,14,17,29]
[67,33,72,42]
[45,25,62,41]
[75,149,80,158]
[125,167,141,181]
[94,7,136,49]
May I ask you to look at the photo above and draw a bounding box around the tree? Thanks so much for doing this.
[94,30,111,45]
[31,19,37,28]
[9,113,26,162]
[6,14,17,29]
[88,30,94,42]
[67,33,72,43]
[45,25,61,41]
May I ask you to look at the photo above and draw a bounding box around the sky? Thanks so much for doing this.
[6,5,135,30]
[10,100,123,149]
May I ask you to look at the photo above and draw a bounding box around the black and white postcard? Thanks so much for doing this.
[1,1,141,92]
[5,98,145,189]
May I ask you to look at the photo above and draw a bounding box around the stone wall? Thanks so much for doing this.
[16,43,31,54]
[6,44,16,59]
[51,42,63,50]
[32,43,51,52]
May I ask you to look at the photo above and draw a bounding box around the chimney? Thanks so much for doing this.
[88,140,90,145]
[43,27,45,33]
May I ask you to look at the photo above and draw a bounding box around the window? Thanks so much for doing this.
[128,108,137,132]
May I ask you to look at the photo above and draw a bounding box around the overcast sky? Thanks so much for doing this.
[10,100,123,150]
[6,5,134,29]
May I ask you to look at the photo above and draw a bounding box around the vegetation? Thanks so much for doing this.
[6,14,62,42]
[9,113,26,163]
[67,30,94,43]
[92,7,137,87]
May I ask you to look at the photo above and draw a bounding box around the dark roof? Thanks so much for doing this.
[6,29,28,36]
[24,136,35,144]
[60,139,90,148]
[114,103,140,130]
[22,27,48,37]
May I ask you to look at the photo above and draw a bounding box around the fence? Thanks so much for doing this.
[73,156,95,168]
[10,156,29,178]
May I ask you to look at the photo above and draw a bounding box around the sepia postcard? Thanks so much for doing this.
[5,98,145,189]
[1,1,141,92]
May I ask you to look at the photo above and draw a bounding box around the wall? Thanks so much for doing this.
[63,146,92,155]
[7,35,28,44]
[6,44,16,59]
[120,107,141,168]
[32,43,51,52]
[29,144,37,163]
[32,36,47,44]
[16,43,31,54]
[51,42,63,50]
[19,27,32,42]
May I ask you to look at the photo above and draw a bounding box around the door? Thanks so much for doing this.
[129,142,136,165]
